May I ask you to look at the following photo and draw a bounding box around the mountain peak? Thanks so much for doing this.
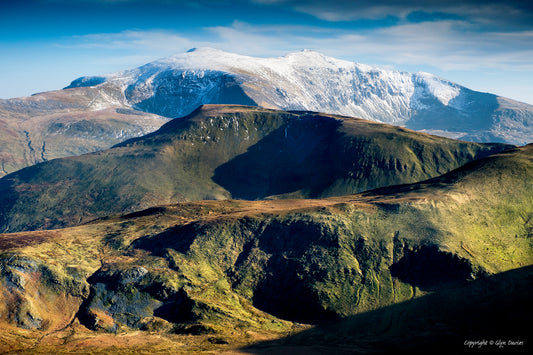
[151,47,247,69]
[282,49,335,63]
[285,49,325,57]
[182,46,228,55]
[63,48,532,145]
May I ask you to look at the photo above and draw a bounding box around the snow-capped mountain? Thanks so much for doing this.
[67,47,533,145]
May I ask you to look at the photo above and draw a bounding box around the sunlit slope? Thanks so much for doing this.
[0,143,531,354]
[0,105,511,232]
[0,88,169,177]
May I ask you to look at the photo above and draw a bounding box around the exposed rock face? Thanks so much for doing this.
[0,254,89,331]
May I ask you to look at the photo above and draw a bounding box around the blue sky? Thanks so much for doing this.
[1,0,532,104]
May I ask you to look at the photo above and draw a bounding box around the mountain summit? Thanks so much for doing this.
[1,48,531,177]
[0,105,512,232]
[68,47,533,145]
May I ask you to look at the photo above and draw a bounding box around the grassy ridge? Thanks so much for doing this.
[0,105,512,232]
[0,143,531,353]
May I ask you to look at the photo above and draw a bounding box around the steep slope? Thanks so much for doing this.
[0,87,169,177]
[0,144,531,354]
[69,47,533,145]
[0,105,512,232]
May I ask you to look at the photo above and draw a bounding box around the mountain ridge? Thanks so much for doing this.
[1,48,531,177]
[0,139,531,354]
[67,47,533,145]
[0,105,513,233]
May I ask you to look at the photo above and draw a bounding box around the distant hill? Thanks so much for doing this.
[0,105,512,232]
[1,48,531,177]
[0,88,169,177]
[0,143,531,354]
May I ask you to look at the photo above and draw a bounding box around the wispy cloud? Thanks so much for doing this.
[252,0,533,28]
[346,21,533,70]
[59,18,533,73]
[3,0,532,103]
[63,30,194,52]
[42,0,246,6]
[202,20,533,72]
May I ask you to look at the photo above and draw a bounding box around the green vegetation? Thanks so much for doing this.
[0,143,531,353]
[0,105,512,232]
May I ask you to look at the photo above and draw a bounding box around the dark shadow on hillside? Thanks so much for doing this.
[240,265,533,354]
[0,179,18,233]
[407,86,499,132]
[131,221,203,254]
[389,244,483,291]
[0,162,55,232]
[212,115,345,199]
[132,217,345,324]
[213,111,513,201]
[126,70,257,118]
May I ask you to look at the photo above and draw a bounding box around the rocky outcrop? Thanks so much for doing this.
[0,254,89,331]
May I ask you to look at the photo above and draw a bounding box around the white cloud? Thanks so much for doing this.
[57,19,533,73]
[204,21,340,57]
[202,20,533,72]
[12,14,531,104]
[358,22,533,70]
[63,30,194,53]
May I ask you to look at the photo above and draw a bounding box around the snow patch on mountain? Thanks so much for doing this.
[414,72,461,106]
[69,48,463,122]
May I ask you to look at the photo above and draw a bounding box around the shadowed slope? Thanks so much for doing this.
[241,265,533,354]
[0,143,531,353]
[0,105,512,232]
